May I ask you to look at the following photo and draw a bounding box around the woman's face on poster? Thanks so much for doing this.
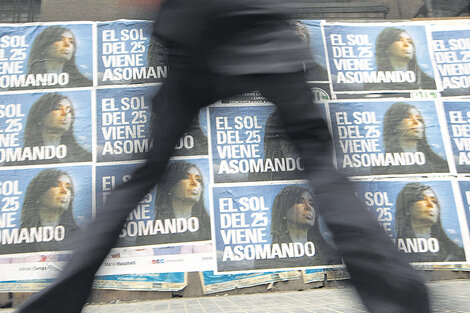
[44,98,73,132]
[286,191,316,227]
[397,108,424,140]
[40,174,73,212]
[410,188,439,226]
[387,32,414,62]
[172,167,203,203]
[46,30,75,62]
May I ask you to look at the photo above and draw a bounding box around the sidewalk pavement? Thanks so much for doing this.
[1,279,469,312]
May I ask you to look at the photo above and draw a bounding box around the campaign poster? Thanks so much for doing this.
[329,100,449,176]
[95,158,211,247]
[0,23,93,91]
[354,180,466,263]
[212,183,342,273]
[0,251,72,282]
[97,242,213,275]
[0,243,212,281]
[431,28,470,97]
[301,20,329,82]
[0,91,92,166]
[94,272,186,291]
[96,86,156,162]
[210,104,326,183]
[323,23,438,94]
[200,270,301,294]
[457,180,470,246]
[97,20,167,86]
[0,272,186,292]
[443,101,470,173]
[0,166,92,255]
[97,86,208,162]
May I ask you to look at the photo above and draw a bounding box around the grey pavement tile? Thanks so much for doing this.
[198,306,221,310]
[117,307,140,313]
[233,303,258,308]
[184,304,204,308]
[3,280,470,313]
[279,309,315,313]
[152,304,170,309]
[168,303,185,307]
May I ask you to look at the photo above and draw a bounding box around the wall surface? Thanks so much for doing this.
[40,0,159,21]
[40,0,428,21]
[1,0,467,309]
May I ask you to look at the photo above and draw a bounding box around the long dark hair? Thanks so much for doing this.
[23,93,91,160]
[383,102,445,163]
[29,26,78,75]
[27,26,91,86]
[374,27,436,89]
[375,27,418,72]
[154,161,210,230]
[20,169,78,231]
[25,93,73,147]
[395,183,464,260]
[270,185,330,251]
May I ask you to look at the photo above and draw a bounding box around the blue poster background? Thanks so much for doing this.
[210,103,326,183]
[354,180,464,248]
[324,23,436,93]
[96,86,158,162]
[458,180,470,234]
[302,20,329,82]
[0,90,92,163]
[0,165,92,231]
[212,183,341,272]
[329,100,447,176]
[0,23,93,90]
[444,101,470,173]
[97,86,207,162]
[97,21,167,85]
[95,158,210,247]
[431,29,470,97]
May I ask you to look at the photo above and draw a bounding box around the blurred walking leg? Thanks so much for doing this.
[17,57,208,313]
[258,71,430,313]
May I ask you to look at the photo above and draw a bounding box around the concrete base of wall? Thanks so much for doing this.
[2,270,469,308]
[0,293,12,309]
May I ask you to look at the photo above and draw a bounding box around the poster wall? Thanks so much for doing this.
[0,19,470,291]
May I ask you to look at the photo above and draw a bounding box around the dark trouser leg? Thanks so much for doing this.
[258,72,429,313]
[17,67,204,313]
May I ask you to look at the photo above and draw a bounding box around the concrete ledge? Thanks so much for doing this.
[0,293,12,309]
[421,270,470,281]
[8,270,470,308]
